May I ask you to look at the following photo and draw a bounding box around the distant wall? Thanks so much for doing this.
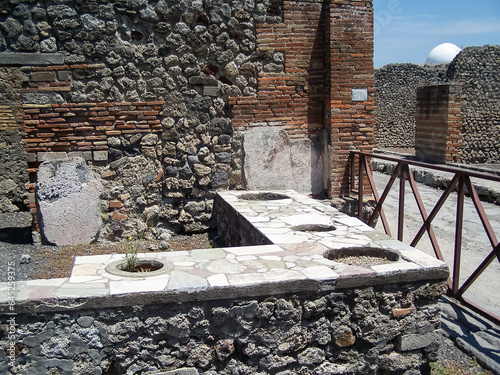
[375,46,500,165]
[447,45,500,164]
[374,63,447,149]
[415,84,462,164]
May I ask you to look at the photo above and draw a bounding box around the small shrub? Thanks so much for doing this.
[123,237,140,272]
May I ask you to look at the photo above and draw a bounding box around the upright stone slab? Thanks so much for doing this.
[36,157,102,246]
[243,128,324,195]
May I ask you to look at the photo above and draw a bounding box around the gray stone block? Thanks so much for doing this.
[0,52,65,66]
[154,368,199,375]
[36,157,103,246]
[30,71,57,82]
[243,127,324,195]
[38,152,68,162]
[396,331,438,351]
[68,151,93,161]
[93,150,108,161]
[440,315,469,339]
[439,296,494,332]
[456,332,500,374]
[22,91,64,105]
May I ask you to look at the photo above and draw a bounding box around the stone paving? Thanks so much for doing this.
[0,190,447,304]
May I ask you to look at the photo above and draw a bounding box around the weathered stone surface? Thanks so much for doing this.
[0,119,29,213]
[36,157,102,245]
[396,332,439,351]
[243,128,324,195]
[0,278,445,374]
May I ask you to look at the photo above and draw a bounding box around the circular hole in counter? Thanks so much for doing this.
[291,223,336,232]
[324,247,399,267]
[105,259,173,278]
[238,192,290,201]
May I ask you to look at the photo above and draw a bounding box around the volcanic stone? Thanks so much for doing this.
[36,157,103,246]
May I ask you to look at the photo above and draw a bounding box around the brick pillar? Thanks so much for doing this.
[327,0,375,197]
[415,84,463,164]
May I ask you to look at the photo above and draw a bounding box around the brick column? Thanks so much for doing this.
[327,0,375,197]
[415,84,463,163]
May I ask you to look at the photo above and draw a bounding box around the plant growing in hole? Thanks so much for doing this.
[123,236,140,272]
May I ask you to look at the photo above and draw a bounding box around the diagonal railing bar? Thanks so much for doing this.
[367,162,402,230]
[458,243,500,297]
[349,151,500,324]
[361,155,392,236]
[409,175,459,257]
[404,165,444,263]
[463,176,499,250]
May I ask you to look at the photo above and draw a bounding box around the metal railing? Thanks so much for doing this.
[349,151,500,324]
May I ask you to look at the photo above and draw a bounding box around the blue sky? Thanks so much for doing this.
[373,0,500,67]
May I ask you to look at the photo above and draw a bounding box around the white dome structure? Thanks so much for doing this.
[426,43,462,65]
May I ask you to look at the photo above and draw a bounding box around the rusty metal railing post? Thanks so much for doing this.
[453,175,465,295]
[358,153,364,220]
[349,152,356,193]
[398,164,406,242]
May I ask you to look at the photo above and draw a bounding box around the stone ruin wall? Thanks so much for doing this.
[0,67,28,214]
[374,63,446,149]
[375,45,500,164]
[446,45,500,164]
[0,0,286,239]
[0,280,447,374]
[0,0,375,240]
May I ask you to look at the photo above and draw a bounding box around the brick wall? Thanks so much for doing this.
[22,64,163,162]
[328,0,375,196]
[230,0,375,197]
[415,84,462,164]
[230,0,326,138]
[19,64,166,220]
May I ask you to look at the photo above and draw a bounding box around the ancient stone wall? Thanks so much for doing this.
[446,45,500,164]
[0,0,375,239]
[0,0,281,237]
[375,46,500,165]
[0,280,446,374]
[0,67,27,213]
[374,63,447,148]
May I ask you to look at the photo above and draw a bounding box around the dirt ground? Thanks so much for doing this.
[0,231,216,281]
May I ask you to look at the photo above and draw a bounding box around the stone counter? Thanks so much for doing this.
[0,190,448,374]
